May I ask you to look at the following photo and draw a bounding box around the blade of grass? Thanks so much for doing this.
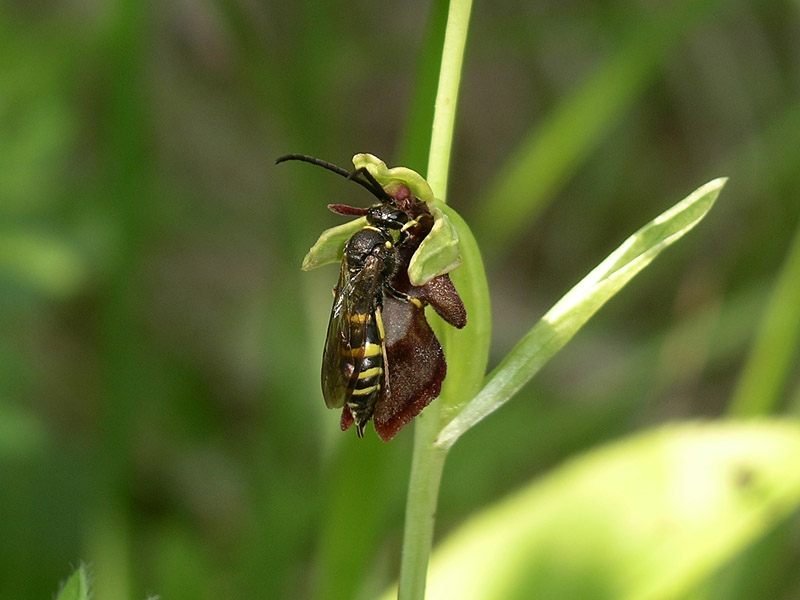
[436,177,726,449]
[474,0,724,256]
[728,220,800,416]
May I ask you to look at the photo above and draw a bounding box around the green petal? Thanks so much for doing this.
[407,202,462,286]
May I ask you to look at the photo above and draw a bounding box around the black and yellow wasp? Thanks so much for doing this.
[276,154,466,441]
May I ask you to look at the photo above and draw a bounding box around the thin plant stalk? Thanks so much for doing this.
[397,413,448,600]
[426,0,473,199]
[728,220,800,416]
[397,0,473,598]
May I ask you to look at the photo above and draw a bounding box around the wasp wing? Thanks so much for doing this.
[321,257,384,410]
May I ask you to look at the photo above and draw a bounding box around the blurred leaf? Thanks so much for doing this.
[437,178,725,447]
[728,211,800,417]
[56,564,90,600]
[0,95,76,212]
[314,437,410,600]
[0,403,47,459]
[396,0,450,173]
[474,0,724,254]
[423,421,800,600]
[703,513,800,600]
[0,230,85,297]
[0,24,78,213]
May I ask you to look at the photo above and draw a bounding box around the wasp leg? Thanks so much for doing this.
[374,305,391,402]
[398,219,420,243]
[400,219,418,232]
[355,420,366,438]
[385,284,425,309]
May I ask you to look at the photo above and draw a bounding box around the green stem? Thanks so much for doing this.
[398,0,473,598]
[426,0,473,201]
[397,412,448,600]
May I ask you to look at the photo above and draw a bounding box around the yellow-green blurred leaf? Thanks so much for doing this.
[424,421,800,600]
[0,231,85,297]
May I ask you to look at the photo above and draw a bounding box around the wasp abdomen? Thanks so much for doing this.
[342,314,384,436]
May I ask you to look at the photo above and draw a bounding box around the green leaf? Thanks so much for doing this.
[424,421,800,600]
[300,217,365,271]
[436,177,726,448]
[56,564,90,600]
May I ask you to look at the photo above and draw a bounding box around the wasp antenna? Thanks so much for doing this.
[275,153,351,177]
[275,153,394,204]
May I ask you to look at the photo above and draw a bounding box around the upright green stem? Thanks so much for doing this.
[426,0,473,201]
[397,412,448,600]
[398,1,473,598]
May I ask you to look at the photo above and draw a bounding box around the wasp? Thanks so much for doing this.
[276,154,466,441]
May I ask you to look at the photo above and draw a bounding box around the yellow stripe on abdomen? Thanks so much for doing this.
[351,384,380,396]
[358,366,383,380]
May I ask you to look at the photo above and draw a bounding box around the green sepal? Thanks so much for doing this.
[352,153,434,203]
[408,201,462,286]
[301,216,366,271]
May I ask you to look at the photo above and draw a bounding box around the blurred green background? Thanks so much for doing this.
[2,0,800,598]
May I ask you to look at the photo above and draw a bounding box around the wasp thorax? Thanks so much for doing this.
[344,228,398,276]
